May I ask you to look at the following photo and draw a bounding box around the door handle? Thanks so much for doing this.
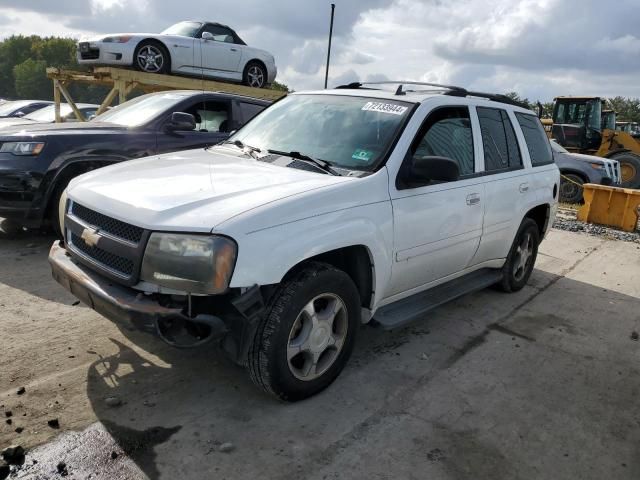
[466,193,480,205]
[230,48,237,52]
[519,183,529,193]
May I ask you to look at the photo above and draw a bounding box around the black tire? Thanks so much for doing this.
[559,173,585,204]
[497,218,540,293]
[609,152,640,188]
[243,61,267,88]
[133,41,170,74]
[248,262,360,401]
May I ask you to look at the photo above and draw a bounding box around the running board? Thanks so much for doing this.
[374,268,503,330]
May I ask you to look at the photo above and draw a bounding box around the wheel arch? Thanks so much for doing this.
[44,158,120,216]
[524,203,551,238]
[559,168,588,183]
[278,245,375,311]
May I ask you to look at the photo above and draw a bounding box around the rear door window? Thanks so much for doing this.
[515,113,554,166]
[477,107,523,172]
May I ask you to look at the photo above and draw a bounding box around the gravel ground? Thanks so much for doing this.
[553,207,640,244]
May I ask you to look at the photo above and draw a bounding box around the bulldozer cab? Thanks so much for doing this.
[552,96,604,151]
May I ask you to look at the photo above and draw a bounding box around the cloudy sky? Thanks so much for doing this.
[1,0,639,101]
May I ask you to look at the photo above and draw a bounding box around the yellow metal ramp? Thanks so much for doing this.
[577,184,640,232]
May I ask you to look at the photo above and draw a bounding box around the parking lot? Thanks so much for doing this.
[1,221,639,479]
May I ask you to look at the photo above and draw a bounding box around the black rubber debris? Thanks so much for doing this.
[16,387,25,395]
[47,418,60,429]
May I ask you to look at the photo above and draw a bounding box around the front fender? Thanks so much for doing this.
[229,201,394,308]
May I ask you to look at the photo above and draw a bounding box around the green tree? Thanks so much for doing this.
[270,80,291,93]
[13,58,51,100]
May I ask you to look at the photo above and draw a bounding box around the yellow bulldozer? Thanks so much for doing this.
[544,96,640,188]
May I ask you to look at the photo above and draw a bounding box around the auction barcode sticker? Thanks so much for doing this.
[361,102,408,115]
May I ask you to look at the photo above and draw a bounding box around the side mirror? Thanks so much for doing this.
[201,31,214,41]
[410,155,460,183]
[14,111,25,118]
[165,112,196,132]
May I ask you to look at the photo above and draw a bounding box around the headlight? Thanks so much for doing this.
[0,142,45,156]
[102,36,132,43]
[140,233,237,294]
[590,162,604,170]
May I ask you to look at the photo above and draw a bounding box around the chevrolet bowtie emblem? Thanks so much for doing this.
[81,228,101,248]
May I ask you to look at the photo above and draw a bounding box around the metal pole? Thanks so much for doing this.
[324,3,335,89]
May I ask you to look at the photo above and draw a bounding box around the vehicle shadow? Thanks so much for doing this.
[83,268,640,480]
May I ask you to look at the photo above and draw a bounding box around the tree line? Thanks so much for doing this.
[0,35,289,105]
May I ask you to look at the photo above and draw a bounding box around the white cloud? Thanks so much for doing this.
[1,0,639,100]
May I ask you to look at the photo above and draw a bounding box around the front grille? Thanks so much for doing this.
[65,202,149,286]
[71,203,144,244]
[70,233,134,277]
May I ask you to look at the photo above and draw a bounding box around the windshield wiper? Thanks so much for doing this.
[220,139,261,159]
[267,149,340,176]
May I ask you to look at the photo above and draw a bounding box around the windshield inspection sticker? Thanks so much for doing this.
[352,149,373,162]
[361,102,408,115]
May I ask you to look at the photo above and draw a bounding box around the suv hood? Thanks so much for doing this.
[0,121,127,138]
[67,148,352,232]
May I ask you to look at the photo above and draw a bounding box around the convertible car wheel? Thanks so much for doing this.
[243,61,267,88]
[134,41,170,74]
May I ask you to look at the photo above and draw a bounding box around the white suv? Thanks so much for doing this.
[49,82,560,401]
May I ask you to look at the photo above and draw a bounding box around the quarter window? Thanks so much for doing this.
[411,106,475,177]
[239,102,266,123]
[515,113,554,166]
[477,107,522,172]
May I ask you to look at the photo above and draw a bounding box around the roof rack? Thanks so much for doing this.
[335,81,530,109]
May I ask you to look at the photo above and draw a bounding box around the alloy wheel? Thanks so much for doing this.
[247,65,265,88]
[137,45,164,73]
[513,232,533,282]
[287,293,348,381]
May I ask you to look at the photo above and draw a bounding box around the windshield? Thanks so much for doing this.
[230,94,412,171]
[0,100,31,116]
[161,21,202,37]
[24,104,73,122]
[550,140,569,154]
[93,93,186,127]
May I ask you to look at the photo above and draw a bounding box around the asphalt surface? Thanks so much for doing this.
[1,220,639,479]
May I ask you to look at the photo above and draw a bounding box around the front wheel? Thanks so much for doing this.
[497,218,540,293]
[134,41,170,74]
[559,173,585,203]
[243,61,267,88]
[247,262,360,401]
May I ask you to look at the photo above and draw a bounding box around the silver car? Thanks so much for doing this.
[77,20,277,88]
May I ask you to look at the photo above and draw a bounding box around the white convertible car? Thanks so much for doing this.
[77,21,277,88]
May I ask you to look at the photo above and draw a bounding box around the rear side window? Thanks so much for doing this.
[477,107,522,172]
[515,113,553,166]
[412,106,475,176]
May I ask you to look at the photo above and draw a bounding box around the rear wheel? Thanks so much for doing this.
[609,151,640,188]
[559,173,585,204]
[497,218,540,293]
[243,61,267,88]
[248,262,360,401]
[134,41,170,74]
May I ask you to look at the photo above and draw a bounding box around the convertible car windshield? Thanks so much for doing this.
[161,21,202,37]
[230,94,412,171]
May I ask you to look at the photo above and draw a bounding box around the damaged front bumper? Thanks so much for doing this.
[49,241,265,360]
[49,240,185,334]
